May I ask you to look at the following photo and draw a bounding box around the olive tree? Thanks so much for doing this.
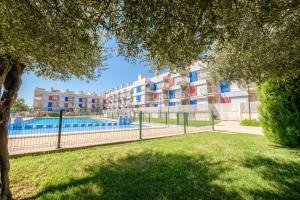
[2,0,299,198]
[11,98,30,112]
[109,0,299,83]
[208,0,300,83]
[0,0,114,198]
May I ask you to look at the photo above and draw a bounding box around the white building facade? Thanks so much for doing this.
[103,61,257,109]
[33,88,105,112]
[33,61,257,112]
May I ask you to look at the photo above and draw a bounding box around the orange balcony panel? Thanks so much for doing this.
[189,85,197,97]
[221,97,231,103]
[169,78,174,87]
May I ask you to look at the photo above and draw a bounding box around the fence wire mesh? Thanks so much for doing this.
[8,109,214,155]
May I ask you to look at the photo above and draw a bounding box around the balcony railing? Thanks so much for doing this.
[163,75,169,82]
[178,78,189,90]
[207,86,219,95]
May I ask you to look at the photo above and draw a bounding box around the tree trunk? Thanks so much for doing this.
[0,58,25,200]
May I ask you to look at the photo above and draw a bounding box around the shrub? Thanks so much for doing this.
[258,77,300,147]
[240,119,260,127]
[46,112,60,117]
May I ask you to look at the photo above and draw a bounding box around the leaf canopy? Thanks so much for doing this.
[1,0,299,83]
[0,0,112,80]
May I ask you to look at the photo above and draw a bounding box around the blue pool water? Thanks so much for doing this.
[8,117,139,136]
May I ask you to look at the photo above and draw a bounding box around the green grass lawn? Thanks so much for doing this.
[110,115,213,127]
[11,132,300,200]
[146,117,212,127]
[240,119,261,127]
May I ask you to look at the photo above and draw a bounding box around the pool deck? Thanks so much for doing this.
[8,123,212,155]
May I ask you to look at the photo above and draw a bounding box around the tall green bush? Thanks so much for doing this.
[258,77,300,147]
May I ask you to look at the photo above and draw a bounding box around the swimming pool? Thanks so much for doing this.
[8,117,139,136]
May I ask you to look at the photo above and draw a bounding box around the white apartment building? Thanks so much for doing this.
[33,88,105,112]
[103,61,257,109]
[132,74,153,107]
[33,61,257,112]
[104,83,134,110]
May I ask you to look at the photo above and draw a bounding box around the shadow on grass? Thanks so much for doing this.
[243,155,300,199]
[29,152,240,200]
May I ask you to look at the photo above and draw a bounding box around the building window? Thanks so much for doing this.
[221,97,231,103]
[220,80,230,93]
[48,102,52,107]
[79,104,82,108]
[92,99,95,103]
[65,97,69,102]
[136,95,141,102]
[79,97,83,102]
[48,96,53,101]
[136,86,141,93]
[190,86,197,96]
[190,99,197,105]
[189,71,198,82]
[169,78,174,87]
[169,102,175,106]
[169,90,175,99]
[153,83,157,91]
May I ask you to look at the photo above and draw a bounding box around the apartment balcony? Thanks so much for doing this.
[207,86,219,96]
[182,98,189,105]
[179,78,189,90]
[181,93,190,99]
[163,75,169,82]
[162,83,169,93]
[178,69,189,77]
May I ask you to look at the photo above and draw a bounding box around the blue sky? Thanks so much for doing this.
[19,55,154,106]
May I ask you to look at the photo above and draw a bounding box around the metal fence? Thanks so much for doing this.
[8,109,214,155]
[103,101,260,121]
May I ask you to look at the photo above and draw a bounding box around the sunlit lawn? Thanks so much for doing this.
[11,132,300,200]
[240,119,261,127]
[146,117,213,127]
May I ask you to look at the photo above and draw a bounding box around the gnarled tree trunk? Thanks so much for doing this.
[0,57,25,200]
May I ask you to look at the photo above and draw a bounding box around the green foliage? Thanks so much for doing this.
[148,117,212,127]
[2,0,298,82]
[209,0,300,83]
[11,98,30,112]
[258,77,300,147]
[240,119,260,127]
[112,0,234,70]
[0,0,110,80]
[109,0,300,81]
[46,112,60,117]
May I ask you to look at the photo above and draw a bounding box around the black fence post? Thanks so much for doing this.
[165,112,168,125]
[186,112,189,126]
[148,112,151,123]
[184,112,187,134]
[211,110,215,131]
[139,111,142,139]
[57,110,63,149]
[176,112,179,125]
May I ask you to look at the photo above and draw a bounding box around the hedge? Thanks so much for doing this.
[258,77,300,147]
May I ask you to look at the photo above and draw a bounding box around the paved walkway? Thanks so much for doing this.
[215,121,263,135]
